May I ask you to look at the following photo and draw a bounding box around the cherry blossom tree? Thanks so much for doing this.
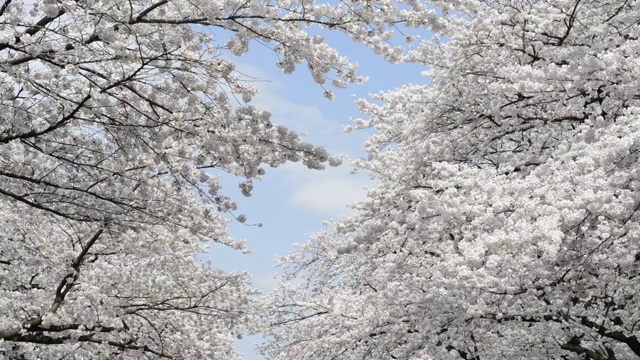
[0,0,430,358]
[262,1,640,359]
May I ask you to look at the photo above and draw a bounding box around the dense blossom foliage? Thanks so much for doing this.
[0,0,425,358]
[262,1,640,359]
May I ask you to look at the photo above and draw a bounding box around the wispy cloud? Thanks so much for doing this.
[279,163,374,218]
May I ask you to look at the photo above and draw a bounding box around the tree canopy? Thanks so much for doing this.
[262,1,640,359]
[0,0,427,358]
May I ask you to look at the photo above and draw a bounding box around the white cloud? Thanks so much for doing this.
[251,273,279,292]
[282,163,374,218]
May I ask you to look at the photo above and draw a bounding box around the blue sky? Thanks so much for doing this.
[204,29,429,359]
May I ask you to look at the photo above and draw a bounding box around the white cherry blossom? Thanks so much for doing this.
[262,1,640,359]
